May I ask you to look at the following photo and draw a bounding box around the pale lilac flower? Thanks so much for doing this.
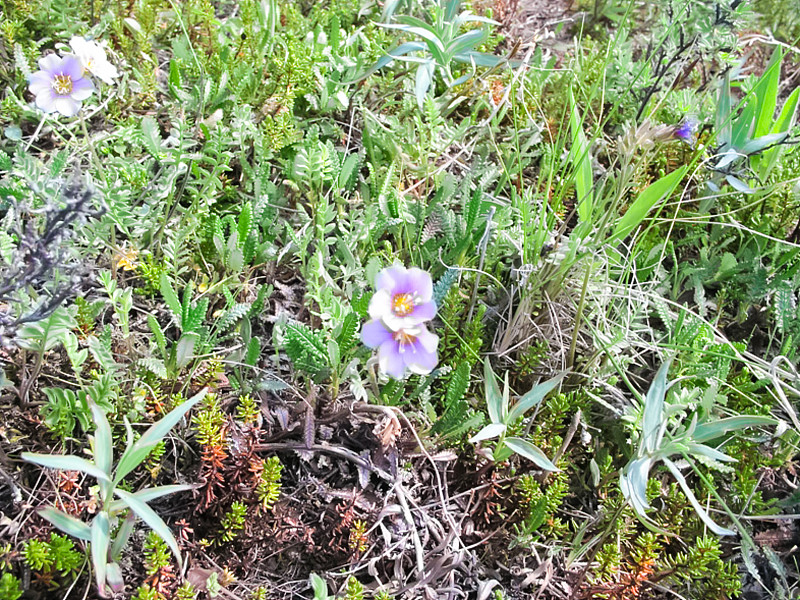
[362,319,439,379]
[28,54,94,117]
[69,36,118,85]
[369,264,437,331]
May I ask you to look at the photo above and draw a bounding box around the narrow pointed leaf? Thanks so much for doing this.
[505,437,559,471]
[692,416,774,443]
[114,488,183,566]
[642,361,671,454]
[22,453,111,483]
[108,484,194,513]
[468,423,506,444]
[114,388,206,483]
[89,402,114,495]
[507,371,568,423]
[38,508,92,541]
[610,167,687,242]
[663,458,735,536]
[91,513,110,596]
[484,358,504,425]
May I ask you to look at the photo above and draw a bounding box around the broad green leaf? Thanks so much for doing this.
[114,388,206,483]
[483,358,504,425]
[468,423,506,444]
[110,512,136,560]
[692,416,774,443]
[663,458,735,536]
[642,361,671,454]
[446,29,487,58]
[716,71,732,146]
[91,512,110,595]
[610,167,687,242]
[22,453,111,483]
[38,508,92,541]
[685,442,736,464]
[507,371,568,423]
[453,51,509,67]
[108,484,194,514]
[114,488,183,565]
[504,437,559,471]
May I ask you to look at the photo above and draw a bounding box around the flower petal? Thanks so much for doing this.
[70,77,95,100]
[92,61,118,84]
[405,268,433,301]
[368,288,393,322]
[53,96,81,117]
[28,71,53,95]
[403,335,438,375]
[60,55,84,80]
[375,264,407,293]
[412,300,437,322]
[415,325,439,354]
[38,53,62,74]
[361,319,393,349]
[34,88,58,113]
[378,340,406,379]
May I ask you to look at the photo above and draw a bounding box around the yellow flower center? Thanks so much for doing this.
[52,74,73,95]
[392,293,414,317]
[392,330,417,347]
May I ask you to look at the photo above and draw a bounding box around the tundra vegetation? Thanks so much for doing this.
[0,0,799,598]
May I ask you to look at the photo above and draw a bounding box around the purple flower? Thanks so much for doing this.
[361,319,439,379]
[28,54,95,117]
[673,118,698,148]
[369,264,437,331]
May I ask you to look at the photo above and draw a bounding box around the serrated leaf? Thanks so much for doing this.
[159,273,182,325]
[138,357,167,379]
[148,315,167,357]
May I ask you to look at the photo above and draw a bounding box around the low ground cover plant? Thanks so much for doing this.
[0,0,799,598]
